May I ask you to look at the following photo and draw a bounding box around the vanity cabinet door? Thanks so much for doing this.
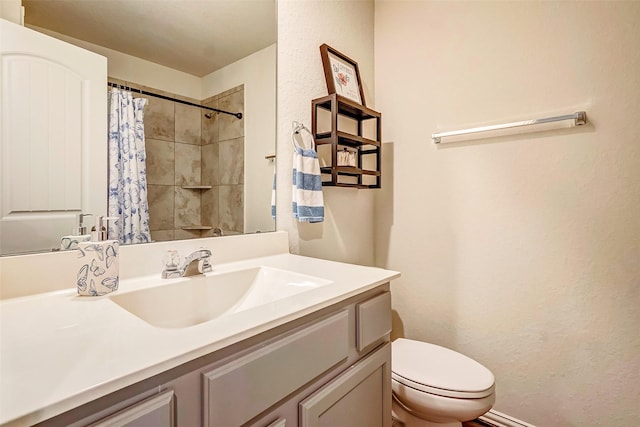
[87,390,174,427]
[203,310,349,426]
[299,343,392,427]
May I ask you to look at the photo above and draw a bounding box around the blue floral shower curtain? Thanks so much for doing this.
[107,89,151,244]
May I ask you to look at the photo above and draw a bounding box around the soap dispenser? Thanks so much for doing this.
[60,213,92,250]
[75,216,119,296]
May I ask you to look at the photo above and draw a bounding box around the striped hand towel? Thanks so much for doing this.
[292,146,324,222]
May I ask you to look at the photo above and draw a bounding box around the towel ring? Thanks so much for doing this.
[291,121,315,151]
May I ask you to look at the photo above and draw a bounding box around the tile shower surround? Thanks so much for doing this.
[110,80,245,242]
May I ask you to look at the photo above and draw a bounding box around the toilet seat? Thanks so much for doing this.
[392,339,495,399]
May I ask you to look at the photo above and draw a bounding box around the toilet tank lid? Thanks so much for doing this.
[392,338,495,394]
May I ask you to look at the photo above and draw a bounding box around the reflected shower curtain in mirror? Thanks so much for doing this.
[107,89,151,244]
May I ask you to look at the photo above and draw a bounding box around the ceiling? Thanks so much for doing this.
[22,0,277,77]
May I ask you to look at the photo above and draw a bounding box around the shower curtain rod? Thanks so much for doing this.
[107,82,243,119]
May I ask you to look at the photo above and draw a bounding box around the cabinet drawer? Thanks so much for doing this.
[88,390,174,427]
[203,310,349,426]
[356,292,391,351]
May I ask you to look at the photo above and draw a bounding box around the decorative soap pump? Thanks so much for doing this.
[60,213,92,250]
[76,216,119,296]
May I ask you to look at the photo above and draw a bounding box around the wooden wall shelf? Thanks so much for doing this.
[312,94,381,189]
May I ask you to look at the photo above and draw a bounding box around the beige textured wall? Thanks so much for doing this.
[26,25,202,99]
[374,1,640,425]
[0,1,22,25]
[276,0,376,265]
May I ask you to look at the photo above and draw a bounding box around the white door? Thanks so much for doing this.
[0,19,107,255]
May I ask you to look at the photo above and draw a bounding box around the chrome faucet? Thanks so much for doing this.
[162,248,213,279]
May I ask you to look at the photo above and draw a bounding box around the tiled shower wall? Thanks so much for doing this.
[109,80,245,242]
[201,86,245,237]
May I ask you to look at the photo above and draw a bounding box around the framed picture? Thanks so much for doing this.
[320,44,366,106]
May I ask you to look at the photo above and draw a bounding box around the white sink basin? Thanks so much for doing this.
[109,267,332,328]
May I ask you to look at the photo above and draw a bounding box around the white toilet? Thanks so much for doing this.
[391,338,496,427]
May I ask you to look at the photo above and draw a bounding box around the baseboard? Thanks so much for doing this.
[479,409,536,427]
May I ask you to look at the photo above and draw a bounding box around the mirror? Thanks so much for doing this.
[1,0,276,256]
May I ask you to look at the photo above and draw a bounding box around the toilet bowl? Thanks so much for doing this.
[391,338,495,427]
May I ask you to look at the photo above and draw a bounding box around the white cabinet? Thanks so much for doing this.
[237,291,393,427]
[39,287,392,427]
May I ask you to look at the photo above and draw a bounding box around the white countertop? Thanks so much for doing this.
[0,252,399,426]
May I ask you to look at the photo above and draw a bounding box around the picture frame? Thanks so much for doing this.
[320,43,366,106]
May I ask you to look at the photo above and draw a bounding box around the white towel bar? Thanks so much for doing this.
[432,111,587,144]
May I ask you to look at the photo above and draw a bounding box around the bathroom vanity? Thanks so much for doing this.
[0,232,399,427]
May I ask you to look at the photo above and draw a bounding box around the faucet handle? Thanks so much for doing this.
[164,250,181,269]
[198,248,213,274]
[162,250,182,278]
[198,259,213,274]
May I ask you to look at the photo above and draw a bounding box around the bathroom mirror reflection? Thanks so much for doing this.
[0,0,277,256]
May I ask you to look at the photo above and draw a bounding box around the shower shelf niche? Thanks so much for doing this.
[181,185,212,190]
[181,225,213,231]
[179,185,213,232]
